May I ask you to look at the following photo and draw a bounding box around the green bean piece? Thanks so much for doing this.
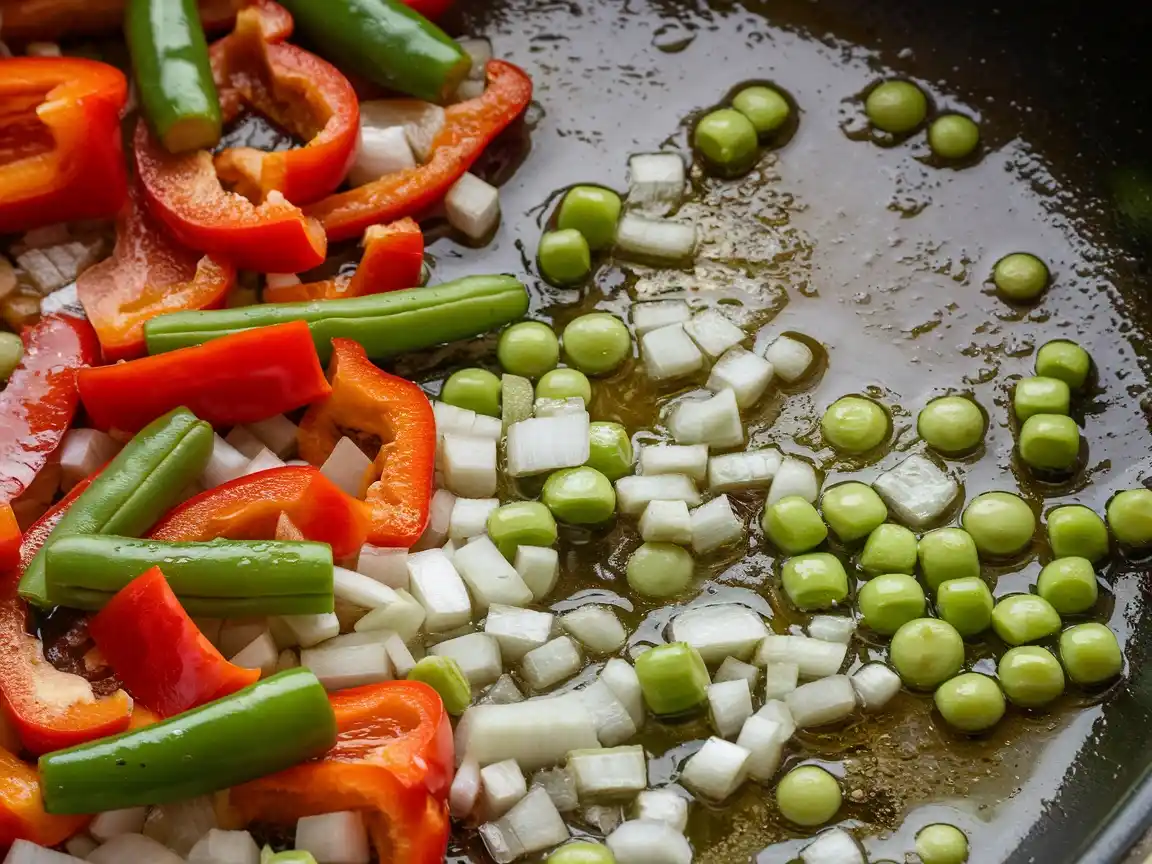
[487,501,558,560]
[1035,557,1098,615]
[1013,376,1071,422]
[0,332,24,381]
[857,573,925,635]
[634,642,709,715]
[820,482,888,543]
[934,577,994,637]
[547,842,616,864]
[762,496,828,555]
[408,656,471,714]
[917,528,980,591]
[1035,340,1091,389]
[586,422,633,481]
[781,553,849,611]
[821,396,889,454]
[500,373,534,431]
[1019,414,1081,472]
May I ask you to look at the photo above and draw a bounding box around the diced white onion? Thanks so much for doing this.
[871,454,959,529]
[301,641,392,691]
[560,606,626,654]
[187,829,260,864]
[755,700,797,739]
[348,124,416,187]
[351,587,426,642]
[755,635,846,679]
[405,549,472,631]
[707,346,773,408]
[533,767,579,813]
[450,757,483,820]
[264,272,300,291]
[639,444,708,482]
[640,323,704,381]
[707,449,781,493]
[26,41,62,57]
[89,807,147,842]
[434,401,478,438]
[627,153,686,216]
[58,429,120,491]
[356,545,409,589]
[334,566,400,609]
[808,615,856,645]
[4,842,85,864]
[201,433,250,490]
[764,335,815,383]
[449,497,499,540]
[276,648,300,673]
[64,837,98,860]
[506,413,590,477]
[689,494,743,554]
[229,631,278,677]
[735,715,787,782]
[140,796,217,856]
[244,447,285,476]
[568,745,647,800]
[358,100,446,162]
[633,789,689,833]
[377,632,414,677]
[320,436,372,498]
[568,680,637,747]
[639,499,692,544]
[785,675,857,727]
[431,632,503,688]
[414,488,456,550]
[87,835,183,864]
[766,457,819,505]
[521,636,583,691]
[632,300,691,336]
[762,662,800,701]
[583,806,625,835]
[470,413,504,441]
[615,474,700,515]
[446,172,501,240]
[684,309,745,359]
[217,619,269,657]
[295,811,370,864]
[615,214,697,264]
[485,674,526,705]
[669,389,743,450]
[502,786,570,854]
[514,546,560,601]
[455,535,533,610]
[707,679,753,739]
[481,758,529,818]
[442,434,498,497]
[800,829,866,864]
[535,396,586,417]
[713,656,759,691]
[246,414,298,458]
[600,658,645,728]
[479,819,523,864]
[485,604,554,660]
[670,604,767,664]
[606,820,693,864]
[680,737,750,800]
[851,663,902,712]
[457,37,493,79]
[457,700,599,770]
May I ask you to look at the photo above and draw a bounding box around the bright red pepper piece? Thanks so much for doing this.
[0,57,128,234]
[263,219,424,304]
[306,59,533,242]
[76,180,235,362]
[149,465,368,560]
[89,567,260,717]
[0,745,89,849]
[402,0,454,19]
[0,505,20,574]
[0,315,99,505]
[0,0,245,41]
[77,320,331,434]
[298,339,436,548]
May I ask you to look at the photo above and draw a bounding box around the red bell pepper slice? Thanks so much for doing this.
[0,315,99,505]
[0,0,245,41]
[0,746,89,849]
[0,506,20,575]
[149,465,368,560]
[212,6,359,206]
[264,219,424,304]
[76,180,235,362]
[403,0,454,19]
[306,59,533,242]
[77,321,331,434]
[89,567,260,717]
[298,339,435,547]
[0,57,128,234]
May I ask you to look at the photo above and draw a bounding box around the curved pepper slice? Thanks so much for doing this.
[212,6,359,206]
[0,0,245,41]
[0,315,99,505]
[0,746,89,849]
[298,339,435,547]
[89,567,260,717]
[0,57,128,234]
[0,505,21,574]
[149,465,368,560]
[306,59,533,242]
[264,219,424,304]
[77,181,235,362]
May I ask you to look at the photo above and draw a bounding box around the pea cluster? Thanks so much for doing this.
[1010,339,1092,474]
[864,79,980,160]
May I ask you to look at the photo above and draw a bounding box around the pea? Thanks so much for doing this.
[556,185,622,251]
[934,577,994,637]
[627,542,694,598]
[998,646,1065,708]
[775,765,842,827]
[1059,623,1122,686]
[917,396,985,456]
[859,523,918,577]
[1036,557,1098,615]
[992,252,1049,301]
[731,85,791,136]
[547,842,616,864]
[542,467,616,525]
[918,528,980,591]
[586,422,633,481]
[864,80,927,133]
[486,501,558,560]
[781,552,849,611]
[0,331,23,381]
[889,618,964,690]
[635,642,710,716]
[933,673,1005,734]
[441,367,502,417]
[1046,505,1110,563]
[857,572,925,635]
[990,594,1061,646]
[821,482,888,542]
[1019,414,1081,472]
[915,823,970,864]
[693,108,759,176]
[498,322,560,379]
[1013,376,1071,422]
[1106,489,1152,548]
[562,313,631,376]
[762,496,828,555]
[961,492,1036,559]
[820,396,889,454]
[1036,340,1091,390]
[538,229,592,287]
[927,114,980,160]
[537,368,593,404]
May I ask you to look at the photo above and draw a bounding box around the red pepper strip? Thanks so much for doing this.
[17,473,95,573]
[89,567,260,717]
[134,118,327,274]
[0,506,20,575]
[264,219,424,304]
[76,180,235,363]
[298,339,435,547]
[0,315,99,505]
[149,466,368,560]
[0,746,89,850]
[0,57,128,235]
[77,320,330,434]
[403,0,454,19]
[0,0,245,41]
[306,60,533,242]
[212,7,359,206]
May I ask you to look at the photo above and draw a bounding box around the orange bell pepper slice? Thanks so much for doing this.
[0,746,89,849]
[0,505,21,574]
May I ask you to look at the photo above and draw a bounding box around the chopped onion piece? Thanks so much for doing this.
[714,656,759,690]
[187,829,260,864]
[569,745,647,800]
[246,415,298,459]
[607,820,693,864]
[442,434,498,497]
[684,309,745,359]
[800,829,866,864]
[640,323,704,381]
[356,545,409,589]
[735,715,786,782]
[627,153,686,215]
[639,444,708,482]
[414,488,456,550]
[615,474,701,515]
[670,605,767,664]
[689,494,743,554]
[277,648,299,672]
[295,811,370,864]
[201,433,249,490]
[351,587,426,642]
[755,635,846,679]
[633,789,689,833]
[455,536,534,610]
[230,631,278,677]
[600,658,645,728]
[450,757,483,819]
[334,566,399,609]
[521,636,583,691]
[378,632,415,677]
[763,662,799,701]
[244,447,285,476]
[533,766,579,812]
[871,454,959,529]
[435,401,478,438]
[707,346,773,408]
[569,680,637,747]
[431,632,503,688]
[264,272,300,291]
[481,758,528,818]
[89,807,147,842]
[450,497,500,540]
[279,612,340,648]
[456,700,599,770]
[4,841,86,864]
[467,413,502,442]
[503,787,570,854]
[808,616,856,645]
[707,678,753,739]
[506,413,591,477]
[514,546,560,601]
[707,449,781,493]
[485,604,554,660]
[639,499,692,544]
[457,37,493,79]
[669,390,743,450]
[785,675,857,728]
[405,549,472,631]
[560,606,626,654]
[766,457,819,505]
[319,436,372,498]
[301,641,392,691]
[225,425,265,459]
[851,663,902,712]
[64,837,98,860]
[484,674,525,705]
[348,124,416,187]
[632,300,691,336]
[58,429,120,491]
[680,736,750,801]
[764,335,815,383]
[535,396,587,417]
[446,172,501,240]
[140,796,217,856]
[755,700,797,739]
[616,214,697,264]
[87,835,184,864]
[480,819,524,864]
[358,100,445,162]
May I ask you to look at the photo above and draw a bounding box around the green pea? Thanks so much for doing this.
[961,492,1036,558]
[1058,623,1122,686]
[857,572,925,635]
[693,108,759,176]
[917,396,985,456]
[821,396,889,454]
[562,313,631,376]
[1036,557,1098,615]
[1046,505,1109,563]
[918,528,980,591]
[762,496,828,555]
[264,851,319,864]
[993,253,1049,301]
[0,332,23,381]
[441,367,502,417]
[586,421,633,481]
[775,765,842,827]
[864,80,927,133]
[859,523,918,577]
[1019,414,1081,473]
[537,368,592,404]
[556,185,622,251]
[934,673,1005,734]
[538,229,592,287]
[934,577,994,638]
[927,114,980,160]
[1013,376,1071,422]
[498,322,560,379]
[781,552,849,611]
[634,642,710,715]
[542,467,616,525]
[731,85,791,136]
[889,618,964,690]
[486,501,558,560]
[547,842,616,864]
[627,542,694,598]
[1107,489,1152,548]
[915,823,970,864]
[1036,340,1091,390]
[821,482,888,543]
[997,646,1065,708]
[990,594,1061,646]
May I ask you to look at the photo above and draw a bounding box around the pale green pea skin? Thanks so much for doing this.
[1019,414,1081,472]
[859,523,918,577]
[1046,505,1110,563]
[889,618,965,690]
[562,313,631,376]
[547,842,616,864]
[917,396,985,456]
[498,322,560,379]
[918,528,980,591]
[556,185,622,251]
[762,496,828,555]
[934,673,1005,734]
[0,332,23,381]
[487,501,558,560]
[915,823,970,864]
[441,367,502,417]
[264,851,319,864]
[1036,340,1091,390]
[857,572,925,635]
[1036,557,1098,615]
[781,552,849,611]
[538,229,592,287]
[820,482,888,543]
[928,114,980,161]
[961,492,1036,558]
[1013,376,1071,422]
[934,577,994,637]
[537,368,592,404]
[990,594,1061,646]
[627,542,694,598]
[634,642,710,715]
[731,85,791,136]
[993,253,1049,301]
[998,646,1065,708]
[693,108,760,176]
[864,80,928,133]
[1106,489,1152,548]
[821,396,889,454]
[542,467,616,525]
[1059,623,1123,685]
[408,656,471,715]
[585,422,633,481]
[775,765,842,827]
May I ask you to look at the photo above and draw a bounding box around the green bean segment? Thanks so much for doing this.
[1036,340,1091,389]
[782,552,849,610]
[585,421,633,481]
[762,496,828,555]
